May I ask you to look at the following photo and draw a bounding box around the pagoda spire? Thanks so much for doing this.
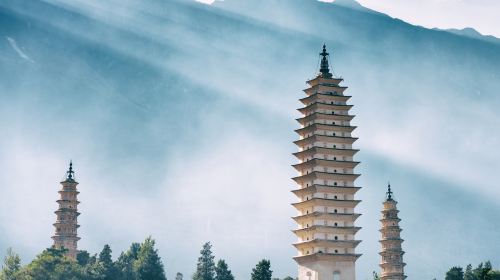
[386,182,393,201]
[319,44,333,78]
[66,161,75,181]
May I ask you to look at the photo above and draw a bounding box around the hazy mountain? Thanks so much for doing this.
[1,0,499,280]
[434,27,500,45]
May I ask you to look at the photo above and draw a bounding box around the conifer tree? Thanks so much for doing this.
[133,237,167,280]
[251,259,272,280]
[116,242,141,279]
[98,244,119,280]
[193,242,216,280]
[465,264,476,280]
[0,248,21,280]
[446,267,464,280]
[215,260,234,280]
[99,245,113,268]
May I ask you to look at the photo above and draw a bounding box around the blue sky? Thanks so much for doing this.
[1,0,500,279]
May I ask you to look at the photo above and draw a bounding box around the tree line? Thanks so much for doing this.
[0,239,286,280]
[445,262,500,280]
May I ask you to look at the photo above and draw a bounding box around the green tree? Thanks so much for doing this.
[99,245,113,270]
[474,262,493,280]
[17,247,82,280]
[282,277,295,280]
[0,248,21,280]
[116,242,141,279]
[133,237,166,280]
[488,270,500,280]
[465,264,476,280]
[97,244,119,280]
[77,251,91,266]
[215,260,234,280]
[372,271,380,280]
[176,272,184,280]
[251,259,272,280]
[193,242,216,280]
[447,267,465,280]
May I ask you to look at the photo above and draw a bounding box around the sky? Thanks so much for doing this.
[199,0,500,38]
[1,0,500,280]
[355,0,500,37]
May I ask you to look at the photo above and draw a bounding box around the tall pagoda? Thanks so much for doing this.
[292,45,362,280]
[52,161,81,259]
[379,184,406,280]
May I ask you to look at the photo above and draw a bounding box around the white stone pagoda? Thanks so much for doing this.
[379,184,406,280]
[292,45,362,280]
[52,161,81,259]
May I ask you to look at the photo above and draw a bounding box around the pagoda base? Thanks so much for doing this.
[295,253,359,280]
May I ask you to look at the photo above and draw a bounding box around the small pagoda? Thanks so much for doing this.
[379,184,407,280]
[52,161,81,259]
[292,45,362,280]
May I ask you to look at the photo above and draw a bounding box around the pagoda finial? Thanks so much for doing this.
[386,182,393,201]
[319,44,333,78]
[66,161,75,181]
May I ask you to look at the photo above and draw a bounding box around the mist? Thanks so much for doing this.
[1,0,499,279]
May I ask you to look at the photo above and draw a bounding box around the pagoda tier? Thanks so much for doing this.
[293,45,361,280]
[379,185,407,280]
[51,162,80,259]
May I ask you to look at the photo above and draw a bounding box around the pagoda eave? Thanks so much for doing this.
[292,171,361,183]
[291,185,361,196]
[295,123,356,134]
[294,135,358,146]
[306,76,344,87]
[299,93,351,105]
[293,147,359,159]
[292,212,361,223]
[292,198,361,209]
[292,159,359,170]
[293,252,361,264]
[293,239,361,249]
[297,103,354,114]
[292,225,361,235]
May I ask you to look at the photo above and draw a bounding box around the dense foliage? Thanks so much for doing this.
[446,262,500,280]
[0,237,166,280]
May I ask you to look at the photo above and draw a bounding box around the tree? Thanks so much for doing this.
[98,244,119,280]
[176,272,184,280]
[465,264,476,280]
[17,247,82,280]
[0,248,21,280]
[77,251,91,266]
[116,242,141,279]
[99,245,113,270]
[474,262,493,280]
[193,242,216,280]
[489,270,500,280]
[251,259,272,280]
[446,267,464,280]
[282,277,295,280]
[215,260,234,280]
[372,271,380,280]
[133,237,167,280]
